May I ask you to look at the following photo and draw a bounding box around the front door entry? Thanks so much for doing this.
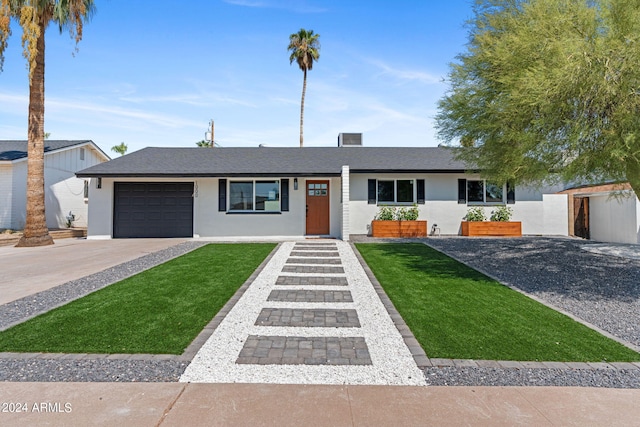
[306,180,330,235]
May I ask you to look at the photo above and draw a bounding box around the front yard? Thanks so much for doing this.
[0,243,276,354]
[355,243,640,362]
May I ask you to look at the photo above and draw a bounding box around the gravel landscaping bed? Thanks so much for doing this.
[0,358,187,382]
[424,367,640,388]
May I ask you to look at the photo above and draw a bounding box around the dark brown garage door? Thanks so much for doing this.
[113,182,194,238]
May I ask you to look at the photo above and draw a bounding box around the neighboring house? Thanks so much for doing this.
[559,182,640,245]
[0,140,110,230]
[76,137,568,240]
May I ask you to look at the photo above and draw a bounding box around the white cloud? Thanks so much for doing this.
[367,59,443,85]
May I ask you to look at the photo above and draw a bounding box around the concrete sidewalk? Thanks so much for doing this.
[1,382,639,426]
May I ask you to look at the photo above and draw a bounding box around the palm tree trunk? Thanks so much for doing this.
[16,20,53,247]
[299,68,307,147]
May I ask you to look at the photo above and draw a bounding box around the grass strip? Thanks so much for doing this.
[356,243,640,362]
[0,243,276,354]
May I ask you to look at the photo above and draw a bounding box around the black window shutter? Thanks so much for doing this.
[218,179,227,212]
[458,179,467,204]
[368,179,376,204]
[506,182,516,204]
[281,179,289,211]
[416,179,425,204]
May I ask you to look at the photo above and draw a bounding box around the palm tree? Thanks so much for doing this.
[288,28,320,147]
[111,142,128,156]
[0,0,95,247]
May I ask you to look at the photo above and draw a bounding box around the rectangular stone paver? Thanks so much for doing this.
[255,308,361,327]
[236,336,372,365]
[293,246,338,251]
[290,251,340,258]
[268,290,353,303]
[286,258,342,265]
[296,241,337,245]
[275,276,348,286]
[282,265,345,274]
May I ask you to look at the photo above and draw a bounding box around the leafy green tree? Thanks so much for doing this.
[111,142,127,156]
[436,0,640,200]
[195,139,211,147]
[288,28,320,147]
[1,0,95,247]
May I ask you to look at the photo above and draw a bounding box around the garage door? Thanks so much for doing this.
[113,182,194,238]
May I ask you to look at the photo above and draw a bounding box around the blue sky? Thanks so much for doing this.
[0,0,472,154]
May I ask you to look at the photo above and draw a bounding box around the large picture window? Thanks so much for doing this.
[229,180,280,211]
[377,179,415,204]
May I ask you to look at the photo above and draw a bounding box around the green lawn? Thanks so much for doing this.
[0,243,276,354]
[356,243,640,362]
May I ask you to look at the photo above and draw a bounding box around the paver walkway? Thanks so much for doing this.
[180,240,426,385]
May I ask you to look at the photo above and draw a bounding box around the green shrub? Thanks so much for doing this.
[375,206,396,221]
[464,207,486,221]
[375,205,421,221]
[398,204,420,221]
[490,205,513,222]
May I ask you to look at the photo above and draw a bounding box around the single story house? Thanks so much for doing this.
[560,182,639,245]
[0,140,110,230]
[76,138,568,240]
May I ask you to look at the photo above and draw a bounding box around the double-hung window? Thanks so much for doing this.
[377,179,415,204]
[229,180,280,211]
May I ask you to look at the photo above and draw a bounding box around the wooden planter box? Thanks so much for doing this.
[371,220,428,238]
[461,221,522,237]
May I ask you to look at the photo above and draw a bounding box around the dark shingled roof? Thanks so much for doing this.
[76,146,471,177]
[0,140,94,161]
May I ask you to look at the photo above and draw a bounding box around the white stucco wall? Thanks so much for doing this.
[589,192,640,244]
[0,165,13,229]
[86,177,114,239]
[88,176,344,239]
[348,173,567,236]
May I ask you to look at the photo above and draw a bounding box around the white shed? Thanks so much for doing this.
[560,183,640,245]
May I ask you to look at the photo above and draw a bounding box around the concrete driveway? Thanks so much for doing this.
[0,238,186,306]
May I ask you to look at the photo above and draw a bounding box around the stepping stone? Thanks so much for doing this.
[236,336,372,365]
[292,246,338,251]
[286,258,342,265]
[255,308,361,327]
[275,276,349,286]
[290,251,340,257]
[267,290,353,303]
[282,265,345,274]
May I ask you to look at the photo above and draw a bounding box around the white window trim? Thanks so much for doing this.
[376,179,416,206]
[228,179,281,212]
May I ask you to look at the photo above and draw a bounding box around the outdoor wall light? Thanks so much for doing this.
[96,177,102,189]
[294,178,298,190]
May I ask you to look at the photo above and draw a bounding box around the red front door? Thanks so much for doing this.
[306,180,330,235]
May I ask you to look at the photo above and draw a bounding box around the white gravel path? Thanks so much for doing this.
[180,240,426,386]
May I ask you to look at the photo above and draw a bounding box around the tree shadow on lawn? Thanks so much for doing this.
[425,237,640,303]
